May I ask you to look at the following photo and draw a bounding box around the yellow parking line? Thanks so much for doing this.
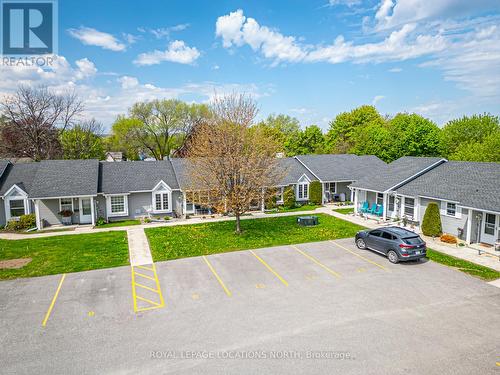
[203,256,232,297]
[151,263,165,307]
[136,295,161,306]
[135,282,160,293]
[42,274,66,327]
[250,250,289,287]
[134,271,156,281]
[135,264,154,272]
[292,245,341,278]
[329,241,388,271]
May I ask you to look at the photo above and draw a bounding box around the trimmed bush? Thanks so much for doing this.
[283,186,296,209]
[440,234,458,244]
[4,214,36,232]
[309,181,322,205]
[421,202,442,237]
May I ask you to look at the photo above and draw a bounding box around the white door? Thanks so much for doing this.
[79,198,92,224]
[481,212,497,245]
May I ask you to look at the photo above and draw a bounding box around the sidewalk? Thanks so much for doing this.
[127,228,153,266]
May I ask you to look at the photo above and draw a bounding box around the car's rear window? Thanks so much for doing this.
[403,236,422,245]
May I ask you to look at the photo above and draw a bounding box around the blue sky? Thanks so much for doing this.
[2,0,500,129]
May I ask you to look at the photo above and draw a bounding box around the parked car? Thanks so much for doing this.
[355,227,426,264]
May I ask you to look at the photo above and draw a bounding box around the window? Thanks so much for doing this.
[59,198,73,212]
[9,199,25,218]
[388,196,395,212]
[381,231,395,240]
[485,213,495,236]
[110,196,126,214]
[154,192,169,212]
[297,183,309,200]
[404,198,415,217]
[446,202,456,216]
[370,230,382,237]
[376,193,384,205]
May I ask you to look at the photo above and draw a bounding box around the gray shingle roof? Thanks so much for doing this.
[99,160,180,194]
[29,160,99,198]
[397,161,500,213]
[0,162,40,196]
[295,154,387,182]
[0,160,10,180]
[277,157,316,185]
[349,156,445,192]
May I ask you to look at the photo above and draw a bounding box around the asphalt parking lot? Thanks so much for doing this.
[1,238,499,374]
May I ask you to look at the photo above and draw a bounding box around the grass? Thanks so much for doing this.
[426,248,500,281]
[265,204,321,214]
[146,213,364,261]
[0,232,129,280]
[96,220,141,228]
[333,207,354,214]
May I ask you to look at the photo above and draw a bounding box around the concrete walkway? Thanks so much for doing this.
[126,228,153,266]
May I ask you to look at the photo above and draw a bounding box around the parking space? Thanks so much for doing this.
[1,238,500,374]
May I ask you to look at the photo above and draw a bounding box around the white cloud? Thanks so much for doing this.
[118,76,139,89]
[374,0,500,29]
[327,0,362,7]
[372,95,385,105]
[74,58,97,79]
[388,67,402,72]
[134,40,201,66]
[141,24,190,39]
[68,27,126,51]
[216,10,445,65]
[212,64,220,70]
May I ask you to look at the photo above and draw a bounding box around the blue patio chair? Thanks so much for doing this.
[374,204,383,216]
[359,201,369,213]
[367,203,378,214]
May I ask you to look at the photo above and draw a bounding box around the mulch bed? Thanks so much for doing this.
[0,258,32,269]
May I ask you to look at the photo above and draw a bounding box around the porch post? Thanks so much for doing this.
[90,196,95,226]
[466,208,472,244]
[350,186,354,203]
[321,183,325,205]
[34,199,41,230]
[353,188,359,215]
[382,194,388,221]
[261,188,265,213]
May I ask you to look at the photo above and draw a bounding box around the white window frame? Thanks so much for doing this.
[59,198,74,213]
[376,193,384,205]
[276,187,284,204]
[151,180,172,213]
[106,195,129,217]
[440,200,462,219]
[3,185,29,221]
[296,174,310,201]
[403,197,415,219]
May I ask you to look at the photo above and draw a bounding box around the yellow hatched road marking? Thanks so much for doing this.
[203,256,232,297]
[250,250,289,287]
[292,245,341,278]
[131,263,165,313]
[329,241,388,271]
[42,274,66,327]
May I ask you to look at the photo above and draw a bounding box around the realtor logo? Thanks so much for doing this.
[1,0,57,55]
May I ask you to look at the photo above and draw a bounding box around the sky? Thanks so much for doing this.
[1,0,500,130]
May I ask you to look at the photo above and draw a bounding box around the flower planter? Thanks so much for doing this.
[61,216,72,225]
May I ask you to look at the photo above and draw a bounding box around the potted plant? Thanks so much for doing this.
[58,210,73,225]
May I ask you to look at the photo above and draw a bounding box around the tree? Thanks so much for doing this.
[421,202,442,237]
[384,113,441,162]
[254,114,301,153]
[309,181,322,205]
[283,186,296,209]
[448,131,500,162]
[284,125,325,156]
[105,116,143,160]
[351,121,393,162]
[129,100,209,160]
[440,114,499,157]
[0,86,83,160]
[186,93,283,233]
[60,119,105,160]
[325,105,384,154]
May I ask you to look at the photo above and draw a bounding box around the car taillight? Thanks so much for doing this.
[399,244,415,249]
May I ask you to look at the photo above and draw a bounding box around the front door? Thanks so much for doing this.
[481,213,498,245]
[79,198,92,224]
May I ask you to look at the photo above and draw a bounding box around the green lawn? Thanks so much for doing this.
[96,220,141,228]
[426,248,500,281]
[333,207,354,214]
[265,204,321,214]
[146,213,364,261]
[0,232,129,280]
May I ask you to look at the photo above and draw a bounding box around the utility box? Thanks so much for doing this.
[297,216,319,226]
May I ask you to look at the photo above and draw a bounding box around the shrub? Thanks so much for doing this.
[265,189,278,210]
[440,234,458,244]
[309,181,322,205]
[163,216,170,221]
[96,217,106,226]
[4,214,36,231]
[421,202,442,237]
[144,218,151,223]
[283,186,295,209]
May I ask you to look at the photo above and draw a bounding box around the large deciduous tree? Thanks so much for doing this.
[60,119,105,160]
[0,86,84,160]
[253,114,301,153]
[186,94,283,233]
[284,125,325,156]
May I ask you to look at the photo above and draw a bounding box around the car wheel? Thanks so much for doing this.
[387,250,399,264]
[356,238,366,249]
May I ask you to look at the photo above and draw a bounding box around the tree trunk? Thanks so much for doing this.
[235,212,241,234]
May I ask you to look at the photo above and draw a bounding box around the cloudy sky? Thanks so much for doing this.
[2,0,500,129]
